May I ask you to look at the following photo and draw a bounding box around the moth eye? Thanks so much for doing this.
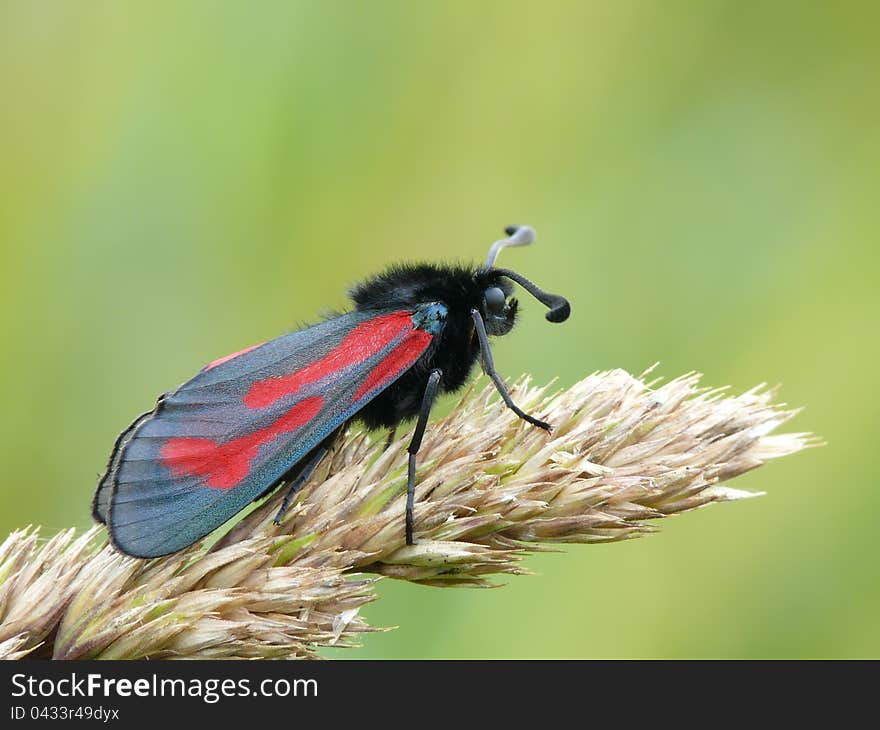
[483,286,506,313]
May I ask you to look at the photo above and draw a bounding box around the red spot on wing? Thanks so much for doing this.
[160,396,324,490]
[354,331,433,401]
[244,312,416,409]
[205,342,265,371]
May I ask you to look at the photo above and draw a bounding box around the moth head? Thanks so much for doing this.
[479,282,518,336]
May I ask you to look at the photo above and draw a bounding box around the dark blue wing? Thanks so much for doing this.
[96,306,442,557]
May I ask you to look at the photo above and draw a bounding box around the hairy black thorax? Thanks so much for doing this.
[350,263,517,430]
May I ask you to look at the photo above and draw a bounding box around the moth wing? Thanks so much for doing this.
[101,308,437,557]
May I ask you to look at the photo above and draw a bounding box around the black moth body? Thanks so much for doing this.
[352,263,516,429]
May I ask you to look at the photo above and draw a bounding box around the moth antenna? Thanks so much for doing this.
[494,267,571,323]
[485,225,536,267]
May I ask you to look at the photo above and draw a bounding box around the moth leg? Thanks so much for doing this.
[406,368,443,545]
[272,448,327,525]
[470,308,551,431]
[384,426,397,451]
[273,426,343,525]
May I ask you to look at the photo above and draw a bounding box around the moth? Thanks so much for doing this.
[93,225,570,557]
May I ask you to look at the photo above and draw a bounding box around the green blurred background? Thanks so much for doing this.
[1,2,877,658]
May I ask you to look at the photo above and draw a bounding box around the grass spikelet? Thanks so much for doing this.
[0,370,814,659]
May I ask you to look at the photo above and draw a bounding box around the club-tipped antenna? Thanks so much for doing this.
[494,267,571,323]
[485,225,536,267]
